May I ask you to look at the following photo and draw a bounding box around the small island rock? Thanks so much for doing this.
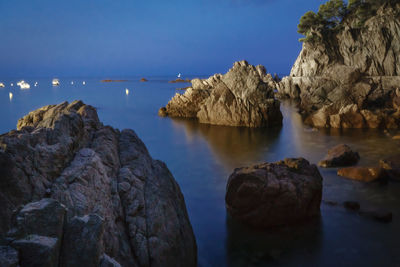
[318,144,360,168]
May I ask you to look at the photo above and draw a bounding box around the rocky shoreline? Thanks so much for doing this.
[0,101,196,267]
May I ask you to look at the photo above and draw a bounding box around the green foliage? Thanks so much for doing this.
[298,0,396,43]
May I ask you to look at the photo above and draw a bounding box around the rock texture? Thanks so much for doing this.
[337,166,386,182]
[160,61,283,128]
[0,101,197,267]
[225,158,323,228]
[380,155,400,181]
[318,144,360,168]
[277,3,400,129]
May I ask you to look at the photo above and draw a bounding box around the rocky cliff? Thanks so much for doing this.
[278,2,400,129]
[0,101,197,267]
[159,61,283,128]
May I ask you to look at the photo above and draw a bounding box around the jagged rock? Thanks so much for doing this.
[318,144,360,168]
[61,214,104,267]
[0,246,19,267]
[100,254,122,267]
[380,155,400,181]
[160,60,283,128]
[277,3,400,129]
[12,235,59,267]
[337,166,386,182]
[225,158,323,228]
[0,101,197,267]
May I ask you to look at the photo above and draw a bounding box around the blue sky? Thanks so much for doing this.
[0,0,326,77]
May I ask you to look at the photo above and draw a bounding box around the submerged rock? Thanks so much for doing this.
[0,101,197,267]
[277,3,400,129]
[160,60,283,128]
[337,167,386,182]
[225,158,322,228]
[318,144,360,168]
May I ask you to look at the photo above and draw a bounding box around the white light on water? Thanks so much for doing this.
[9,92,13,101]
[71,81,74,85]
[83,81,86,85]
[125,88,129,95]
[11,83,13,87]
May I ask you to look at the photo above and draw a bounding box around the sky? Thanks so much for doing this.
[0,0,326,77]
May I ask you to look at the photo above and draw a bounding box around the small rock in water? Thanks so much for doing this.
[380,155,400,181]
[337,166,386,182]
[343,201,360,211]
[359,210,393,223]
[319,144,360,168]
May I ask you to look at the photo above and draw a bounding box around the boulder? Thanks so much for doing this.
[61,214,105,267]
[160,60,283,128]
[225,158,323,228]
[12,235,59,267]
[318,144,360,167]
[337,167,386,182]
[0,101,197,267]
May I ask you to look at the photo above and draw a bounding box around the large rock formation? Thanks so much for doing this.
[225,158,323,228]
[277,2,400,129]
[160,60,283,128]
[0,101,197,267]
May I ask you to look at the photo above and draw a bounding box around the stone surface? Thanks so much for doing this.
[161,60,283,127]
[277,3,400,129]
[337,167,386,182]
[225,158,323,228]
[0,101,197,267]
[0,246,19,267]
[380,155,400,181]
[318,144,360,168]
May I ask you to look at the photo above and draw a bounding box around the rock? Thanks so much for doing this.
[160,60,283,127]
[140,78,148,82]
[359,210,393,223]
[0,246,19,267]
[0,101,197,267]
[100,254,122,267]
[158,107,167,117]
[168,78,191,83]
[225,158,323,228]
[12,235,59,267]
[318,144,360,167]
[380,155,400,181]
[277,2,400,129]
[7,198,66,240]
[337,167,386,182]
[343,201,360,211]
[61,214,105,267]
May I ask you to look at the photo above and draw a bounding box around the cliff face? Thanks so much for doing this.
[160,61,282,128]
[278,3,400,129]
[0,101,197,267]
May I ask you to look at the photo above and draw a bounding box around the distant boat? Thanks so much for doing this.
[71,81,74,85]
[0,82,5,88]
[125,88,129,95]
[34,82,38,87]
[17,80,30,89]
[9,92,13,101]
[52,79,60,86]
[177,73,181,78]
[11,83,13,87]
[83,81,86,85]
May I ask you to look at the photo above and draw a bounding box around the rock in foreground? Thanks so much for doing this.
[160,60,283,128]
[337,167,386,182]
[225,158,322,228]
[0,101,196,267]
[318,144,359,168]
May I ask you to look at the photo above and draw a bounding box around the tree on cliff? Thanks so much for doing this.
[298,0,399,42]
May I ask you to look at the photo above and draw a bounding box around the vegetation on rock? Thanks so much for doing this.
[298,0,399,42]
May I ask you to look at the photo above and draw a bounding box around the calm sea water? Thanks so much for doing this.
[1,77,399,266]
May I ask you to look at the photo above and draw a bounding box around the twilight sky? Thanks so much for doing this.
[0,0,326,77]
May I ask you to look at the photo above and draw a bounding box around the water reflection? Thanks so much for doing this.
[170,118,282,170]
[226,215,323,267]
